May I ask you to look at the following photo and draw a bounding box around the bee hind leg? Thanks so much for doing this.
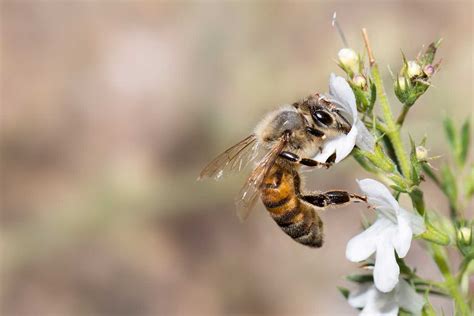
[301,191,367,208]
[279,151,332,169]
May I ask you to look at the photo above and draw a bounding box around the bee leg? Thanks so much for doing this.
[301,191,367,208]
[279,151,332,169]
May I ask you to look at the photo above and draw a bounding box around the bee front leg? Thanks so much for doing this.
[279,151,332,169]
[301,191,367,208]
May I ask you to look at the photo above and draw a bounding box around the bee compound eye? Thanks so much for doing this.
[312,110,333,126]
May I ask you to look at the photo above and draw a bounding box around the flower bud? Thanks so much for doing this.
[457,227,472,244]
[338,48,359,73]
[397,76,407,91]
[352,74,367,88]
[406,61,422,78]
[415,146,428,161]
[423,64,435,77]
[420,221,450,246]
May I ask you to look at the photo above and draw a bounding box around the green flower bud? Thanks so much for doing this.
[457,227,472,244]
[338,48,359,73]
[352,74,367,88]
[397,76,407,91]
[415,146,428,161]
[419,221,451,246]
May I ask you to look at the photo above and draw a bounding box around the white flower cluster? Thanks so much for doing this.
[314,75,426,315]
[347,179,425,293]
[345,179,426,315]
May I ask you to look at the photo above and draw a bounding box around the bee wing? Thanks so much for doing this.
[198,135,259,180]
[235,134,289,222]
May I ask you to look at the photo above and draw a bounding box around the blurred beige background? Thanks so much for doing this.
[1,1,472,315]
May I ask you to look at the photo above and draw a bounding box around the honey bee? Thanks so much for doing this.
[199,93,367,247]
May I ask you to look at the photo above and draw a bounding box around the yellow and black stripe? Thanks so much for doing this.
[260,163,324,248]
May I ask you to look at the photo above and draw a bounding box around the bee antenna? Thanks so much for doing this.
[332,12,349,48]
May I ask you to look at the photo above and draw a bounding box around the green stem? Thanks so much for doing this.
[413,283,449,297]
[396,105,410,126]
[458,254,474,281]
[415,288,449,297]
[431,244,470,316]
[409,190,469,313]
[412,278,446,292]
[371,64,412,179]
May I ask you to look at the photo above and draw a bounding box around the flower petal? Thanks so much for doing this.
[357,179,399,212]
[372,290,399,316]
[313,74,364,163]
[334,125,358,163]
[397,279,424,316]
[313,136,339,163]
[361,289,398,316]
[374,235,399,292]
[392,211,413,258]
[355,120,375,153]
[400,208,426,235]
[347,283,373,308]
[313,130,357,163]
[346,218,391,262]
[313,121,358,163]
[328,73,357,118]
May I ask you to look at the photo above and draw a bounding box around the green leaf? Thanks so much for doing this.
[440,165,457,199]
[420,135,427,147]
[368,81,376,113]
[351,84,369,112]
[409,136,421,184]
[419,220,451,246]
[459,119,470,166]
[358,52,365,73]
[410,187,425,216]
[396,257,414,276]
[443,117,457,152]
[337,286,350,299]
[466,165,474,198]
[422,300,437,316]
[420,39,442,65]
[399,309,411,316]
[440,165,458,218]
[390,184,408,193]
[346,274,373,283]
[421,163,441,187]
[352,148,379,174]
[372,145,397,173]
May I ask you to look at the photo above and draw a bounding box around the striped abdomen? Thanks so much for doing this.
[260,163,323,248]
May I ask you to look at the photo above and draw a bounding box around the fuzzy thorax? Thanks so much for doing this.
[254,105,320,159]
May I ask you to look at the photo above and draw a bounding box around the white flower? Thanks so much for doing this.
[348,278,424,316]
[346,179,425,292]
[338,48,359,73]
[313,74,375,163]
[406,61,422,78]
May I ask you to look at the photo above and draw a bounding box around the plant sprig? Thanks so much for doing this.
[339,28,472,315]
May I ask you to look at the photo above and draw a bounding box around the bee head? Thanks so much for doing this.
[309,101,352,137]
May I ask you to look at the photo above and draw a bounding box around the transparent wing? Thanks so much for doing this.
[235,134,288,222]
[198,135,258,180]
